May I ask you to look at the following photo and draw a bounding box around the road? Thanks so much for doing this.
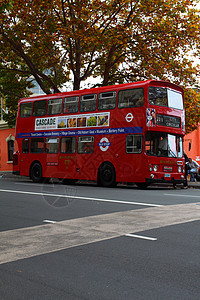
[0,177,200,299]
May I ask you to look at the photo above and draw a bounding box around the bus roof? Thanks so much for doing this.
[19,80,183,103]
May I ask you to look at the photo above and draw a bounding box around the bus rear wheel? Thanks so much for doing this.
[98,162,116,187]
[30,162,43,183]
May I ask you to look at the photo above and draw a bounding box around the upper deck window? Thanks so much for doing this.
[47,98,62,115]
[149,87,183,110]
[63,96,79,114]
[149,87,167,106]
[80,94,97,112]
[118,88,144,108]
[98,92,116,110]
[168,89,183,110]
[20,103,32,118]
[33,100,47,116]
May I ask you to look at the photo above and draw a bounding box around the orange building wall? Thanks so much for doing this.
[0,125,17,172]
[184,126,200,163]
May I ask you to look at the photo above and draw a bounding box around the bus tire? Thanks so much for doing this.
[30,162,43,183]
[98,162,116,187]
[135,182,149,189]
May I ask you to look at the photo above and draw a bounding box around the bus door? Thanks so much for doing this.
[58,137,77,179]
[21,138,32,176]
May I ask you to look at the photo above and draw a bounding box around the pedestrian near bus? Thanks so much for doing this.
[188,158,199,182]
[183,151,189,188]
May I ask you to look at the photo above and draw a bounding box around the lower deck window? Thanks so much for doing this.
[126,135,143,153]
[31,138,44,153]
[77,136,94,153]
[61,137,76,153]
[45,138,59,153]
[22,138,29,153]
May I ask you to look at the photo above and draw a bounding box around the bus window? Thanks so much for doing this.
[20,103,32,118]
[148,87,168,107]
[98,91,116,110]
[31,138,44,153]
[80,94,97,112]
[33,100,47,116]
[145,132,183,157]
[22,138,29,153]
[177,136,183,157]
[118,88,144,108]
[63,96,79,114]
[45,138,59,153]
[168,89,183,110]
[47,98,62,115]
[126,135,143,153]
[61,137,76,153]
[77,136,94,153]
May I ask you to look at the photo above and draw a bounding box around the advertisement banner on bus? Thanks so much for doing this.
[35,112,110,131]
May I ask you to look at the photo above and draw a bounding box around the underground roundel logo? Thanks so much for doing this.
[98,137,111,152]
[125,113,134,122]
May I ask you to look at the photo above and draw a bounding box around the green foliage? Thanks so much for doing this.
[0,0,199,131]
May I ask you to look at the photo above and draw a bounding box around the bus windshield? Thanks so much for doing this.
[149,87,183,110]
[145,132,183,158]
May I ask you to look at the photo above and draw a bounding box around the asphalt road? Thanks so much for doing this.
[0,177,200,299]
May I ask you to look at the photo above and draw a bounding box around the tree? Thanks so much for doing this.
[0,0,199,132]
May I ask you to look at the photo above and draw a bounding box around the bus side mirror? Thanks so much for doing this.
[189,142,191,151]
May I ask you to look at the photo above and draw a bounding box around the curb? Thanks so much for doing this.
[1,172,200,188]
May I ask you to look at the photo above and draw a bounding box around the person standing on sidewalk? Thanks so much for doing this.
[183,151,190,188]
[188,158,199,182]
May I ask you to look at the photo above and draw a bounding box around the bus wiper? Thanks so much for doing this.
[169,148,176,157]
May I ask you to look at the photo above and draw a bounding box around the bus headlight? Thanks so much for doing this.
[153,165,158,172]
[149,165,152,172]
[178,166,182,173]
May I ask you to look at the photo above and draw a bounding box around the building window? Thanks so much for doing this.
[7,140,14,161]
[6,134,15,162]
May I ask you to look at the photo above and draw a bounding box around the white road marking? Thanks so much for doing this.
[0,189,163,207]
[43,220,57,224]
[125,233,157,241]
[164,193,200,198]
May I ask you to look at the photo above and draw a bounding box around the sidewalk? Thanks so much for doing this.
[187,180,200,189]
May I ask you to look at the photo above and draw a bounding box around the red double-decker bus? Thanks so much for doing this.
[13,80,185,188]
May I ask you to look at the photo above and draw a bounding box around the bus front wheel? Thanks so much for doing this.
[30,162,43,183]
[98,162,116,187]
[135,182,149,189]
